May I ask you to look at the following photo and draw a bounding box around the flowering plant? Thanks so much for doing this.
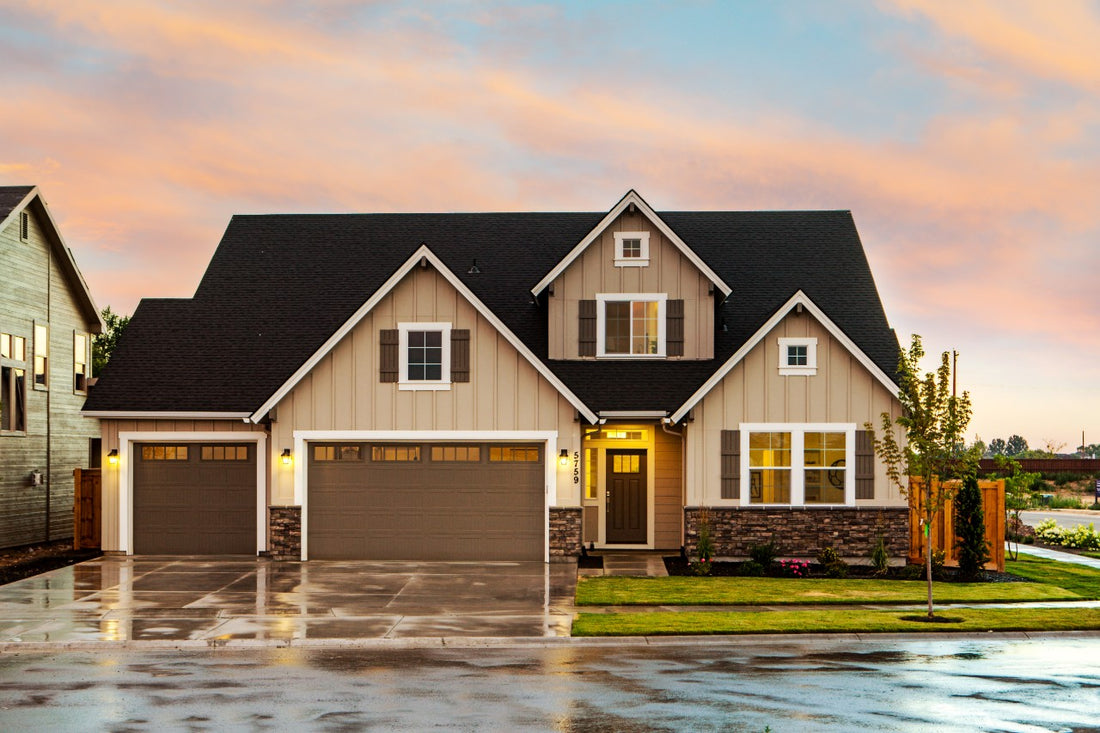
[777,559,809,578]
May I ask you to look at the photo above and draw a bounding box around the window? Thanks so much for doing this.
[613,231,650,266]
[74,332,89,393]
[34,323,48,389]
[778,337,817,376]
[612,453,641,473]
[596,294,666,357]
[489,446,540,462]
[140,445,189,461]
[1,334,25,361]
[313,444,363,461]
[430,445,481,462]
[584,448,597,500]
[602,429,646,440]
[741,424,854,506]
[201,445,249,461]
[1,333,27,433]
[398,322,451,390]
[371,445,421,462]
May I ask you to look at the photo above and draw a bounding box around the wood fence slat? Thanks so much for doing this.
[908,478,1005,572]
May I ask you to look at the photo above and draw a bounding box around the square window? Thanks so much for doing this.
[597,295,665,357]
[398,322,451,389]
[613,232,650,266]
[778,338,817,375]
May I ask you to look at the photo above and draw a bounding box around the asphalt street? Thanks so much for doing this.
[1021,510,1099,531]
[1,636,1098,731]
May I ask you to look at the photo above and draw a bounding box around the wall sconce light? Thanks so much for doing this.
[559,448,569,467]
[107,449,119,466]
[281,448,292,465]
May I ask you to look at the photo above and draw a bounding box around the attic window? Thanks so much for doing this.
[614,232,650,267]
[778,337,817,376]
[19,211,29,241]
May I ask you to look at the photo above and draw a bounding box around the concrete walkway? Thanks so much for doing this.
[1014,543,1100,569]
[580,552,669,577]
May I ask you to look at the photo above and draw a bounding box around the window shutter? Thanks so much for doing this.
[578,300,597,357]
[667,299,684,356]
[451,329,470,382]
[720,429,740,499]
[855,430,874,500]
[379,329,399,383]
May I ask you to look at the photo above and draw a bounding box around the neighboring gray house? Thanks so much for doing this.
[0,186,103,549]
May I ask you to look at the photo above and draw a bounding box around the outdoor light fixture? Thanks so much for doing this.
[559,448,569,466]
[281,448,292,465]
[107,449,119,466]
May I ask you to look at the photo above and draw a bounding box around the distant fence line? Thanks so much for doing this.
[978,458,1100,474]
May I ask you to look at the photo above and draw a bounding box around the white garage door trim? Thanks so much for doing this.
[294,430,558,562]
[117,431,268,556]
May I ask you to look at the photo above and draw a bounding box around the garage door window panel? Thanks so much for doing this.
[314,444,363,462]
[201,445,249,461]
[489,446,540,462]
[430,445,481,462]
[141,445,189,461]
[371,445,421,462]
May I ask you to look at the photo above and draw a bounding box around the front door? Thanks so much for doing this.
[606,449,647,544]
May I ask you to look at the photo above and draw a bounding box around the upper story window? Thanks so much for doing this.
[0,333,27,434]
[34,323,48,389]
[778,337,817,376]
[73,332,90,393]
[596,294,666,357]
[398,322,451,390]
[613,231,650,267]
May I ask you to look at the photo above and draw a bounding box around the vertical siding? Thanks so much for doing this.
[547,211,714,359]
[653,424,683,550]
[690,310,904,508]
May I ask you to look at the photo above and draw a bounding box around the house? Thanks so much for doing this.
[0,186,103,549]
[84,190,906,561]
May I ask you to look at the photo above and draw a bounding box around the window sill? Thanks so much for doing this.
[595,353,667,360]
[613,259,649,268]
[398,381,452,391]
[778,367,817,376]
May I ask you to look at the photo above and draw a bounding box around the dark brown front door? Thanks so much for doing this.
[606,449,647,543]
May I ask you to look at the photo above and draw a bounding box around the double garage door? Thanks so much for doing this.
[308,442,545,561]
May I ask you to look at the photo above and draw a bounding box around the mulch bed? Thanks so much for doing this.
[663,557,1026,583]
[0,540,101,586]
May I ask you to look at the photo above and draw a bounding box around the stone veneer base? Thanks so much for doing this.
[268,506,302,561]
[549,507,583,557]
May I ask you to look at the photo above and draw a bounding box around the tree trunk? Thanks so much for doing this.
[925,481,934,618]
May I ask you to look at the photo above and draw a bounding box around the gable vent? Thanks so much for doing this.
[19,211,29,241]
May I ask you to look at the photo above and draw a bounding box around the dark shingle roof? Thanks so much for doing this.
[85,209,898,415]
[0,186,35,219]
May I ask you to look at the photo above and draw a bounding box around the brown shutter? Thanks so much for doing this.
[451,329,470,382]
[379,329,399,383]
[855,430,875,500]
[721,429,740,499]
[578,300,597,357]
[666,299,684,356]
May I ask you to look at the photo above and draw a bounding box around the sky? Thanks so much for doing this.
[1,0,1097,452]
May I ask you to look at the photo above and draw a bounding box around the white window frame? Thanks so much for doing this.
[595,293,667,358]
[613,231,650,267]
[73,331,90,394]
[33,322,48,391]
[778,337,817,376]
[739,423,855,506]
[398,322,451,391]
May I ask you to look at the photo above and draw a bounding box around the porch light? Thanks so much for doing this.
[107,449,119,466]
[281,448,292,465]
[558,449,569,467]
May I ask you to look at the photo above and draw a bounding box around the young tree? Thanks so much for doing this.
[955,474,990,579]
[994,455,1040,561]
[92,306,130,376]
[867,334,977,618]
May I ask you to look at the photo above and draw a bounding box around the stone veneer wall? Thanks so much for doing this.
[684,507,908,560]
[549,507,583,558]
[268,506,301,560]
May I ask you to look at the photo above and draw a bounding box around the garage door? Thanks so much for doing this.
[132,443,256,554]
[308,442,544,560]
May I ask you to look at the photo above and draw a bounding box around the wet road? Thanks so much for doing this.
[1,637,1098,731]
[1022,510,1099,532]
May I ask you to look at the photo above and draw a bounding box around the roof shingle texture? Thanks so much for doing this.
[0,186,34,220]
[85,210,898,415]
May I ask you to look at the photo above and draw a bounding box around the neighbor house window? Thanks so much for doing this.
[398,322,451,390]
[778,337,817,376]
[613,231,650,266]
[596,294,666,357]
[73,332,89,393]
[34,323,48,389]
[1,333,27,433]
[741,424,854,506]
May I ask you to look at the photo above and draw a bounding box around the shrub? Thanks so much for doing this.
[955,475,990,579]
[691,508,715,576]
[777,559,809,578]
[749,541,779,569]
[900,564,923,580]
[1049,495,1086,510]
[817,546,848,578]
[1033,519,1100,550]
[870,535,890,576]
[740,560,765,576]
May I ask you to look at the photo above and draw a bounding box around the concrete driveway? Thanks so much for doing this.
[0,556,577,646]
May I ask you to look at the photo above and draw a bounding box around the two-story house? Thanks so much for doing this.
[84,190,906,561]
[0,186,103,549]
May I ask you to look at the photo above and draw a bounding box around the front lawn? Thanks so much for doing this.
[1004,555,1100,598]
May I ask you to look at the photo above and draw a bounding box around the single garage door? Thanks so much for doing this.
[308,442,544,560]
[132,443,256,554]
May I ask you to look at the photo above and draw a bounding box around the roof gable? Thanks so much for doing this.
[531,190,732,298]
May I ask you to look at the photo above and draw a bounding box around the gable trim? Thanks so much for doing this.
[530,190,732,298]
[669,290,900,423]
[249,245,599,424]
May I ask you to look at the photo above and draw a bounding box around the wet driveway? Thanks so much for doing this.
[0,556,577,644]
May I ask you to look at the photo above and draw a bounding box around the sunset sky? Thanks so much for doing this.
[1,1,1096,451]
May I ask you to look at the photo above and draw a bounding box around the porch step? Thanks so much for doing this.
[587,553,669,577]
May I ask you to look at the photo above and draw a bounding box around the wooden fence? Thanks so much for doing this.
[978,458,1100,474]
[73,468,101,550]
[908,479,1005,572]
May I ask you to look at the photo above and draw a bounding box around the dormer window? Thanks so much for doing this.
[596,293,666,357]
[614,232,650,267]
[778,337,817,376]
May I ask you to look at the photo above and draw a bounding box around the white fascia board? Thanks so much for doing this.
[250,245,599,424]
[530,189,732,298]
[84,411,252,420]
[670,290,900,423]
[598,411,668,418]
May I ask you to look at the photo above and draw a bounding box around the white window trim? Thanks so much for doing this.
[739,423,855,507]
[613,231,650,267]
[398,322,451,391]
[595,293,667,358]
[73,330,90,394]
[33,322,48,391]
[778,337,817,376]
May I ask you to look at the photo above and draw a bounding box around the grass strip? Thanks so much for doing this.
[1005,555,1100,598]
[572,607,1100,637]
[575,575,1077,606]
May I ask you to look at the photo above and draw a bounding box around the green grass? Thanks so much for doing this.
[575,575,1078,606]
[1005,555,1100,598]
[572,607,1100,636]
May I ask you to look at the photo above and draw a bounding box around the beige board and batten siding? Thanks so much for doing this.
[0,204,100,547]
[654,423,684,549]
[685,309,904,507]
[547,210,714,360]
[98,419,266,553]
[269,264,581,506]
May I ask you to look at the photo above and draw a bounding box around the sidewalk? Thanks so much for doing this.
[1014,544,1100,569]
